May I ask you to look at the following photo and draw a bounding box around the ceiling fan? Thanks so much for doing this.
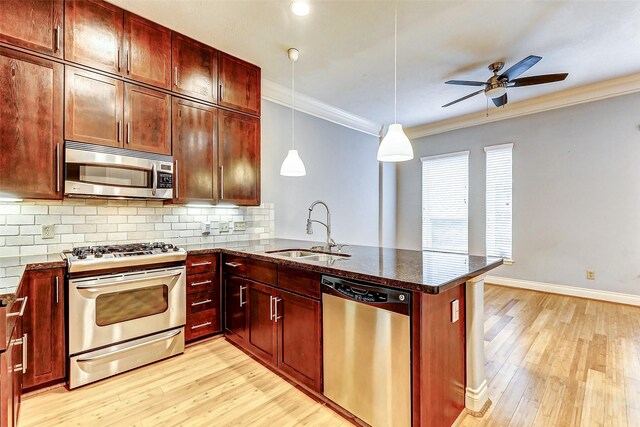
[442,55,568,108]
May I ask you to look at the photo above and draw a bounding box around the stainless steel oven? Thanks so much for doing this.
[68,266,186,388]
[65,141,174,199]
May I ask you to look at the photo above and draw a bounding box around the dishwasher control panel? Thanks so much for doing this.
[334,283,388,303]
[321,275,411,307]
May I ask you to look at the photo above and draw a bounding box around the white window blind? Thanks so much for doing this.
[485,143,513,260]
[421,151,469,253]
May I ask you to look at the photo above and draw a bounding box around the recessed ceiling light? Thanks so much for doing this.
[290,1,310,16]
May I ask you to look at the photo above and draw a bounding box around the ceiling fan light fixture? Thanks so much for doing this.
[290,1,310,16]
[377,124,414,162]
[485,84,507,99]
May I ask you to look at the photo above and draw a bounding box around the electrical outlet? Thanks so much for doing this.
[220,222,230,232]
[586,271,596,280]
[451,299,460,323]
[234,221,246,231]
[41,224,55,239]
[201,222,211,235]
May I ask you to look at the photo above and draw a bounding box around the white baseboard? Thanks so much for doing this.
[485,276,640,307]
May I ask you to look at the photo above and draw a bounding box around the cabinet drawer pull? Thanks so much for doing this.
[174,160,179,198]
[274,297,282,322]
[269,295,274,321]
[191,261,212,267]
[225,262,242,268]
[190,280,212,287]
[7,296,28,318]
[174,66,179,86]
[23,333,27,374]
[117,121,122,142]
[239,285,246,307]
[220,165,224,199]
[55,25,60,51]
[126,122,130,144]
[117,47,121,71]
[55,276,59,304]
[126,49,130,73]
[191,322,212,330]
[191,299,212,306]
[219,83,223,100]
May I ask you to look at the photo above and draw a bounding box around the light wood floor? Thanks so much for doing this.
[20,285,640,427]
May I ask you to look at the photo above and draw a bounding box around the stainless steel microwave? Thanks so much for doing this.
[64,141,174,199]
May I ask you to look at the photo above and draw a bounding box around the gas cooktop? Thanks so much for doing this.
[63,242,187,273]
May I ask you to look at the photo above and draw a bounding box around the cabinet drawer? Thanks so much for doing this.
[277,266,321,300]
[246,258,277,286]
[186,271,216,294]
[186,309,217,341]
[187,254,218,275]
[223,255,247,277]
[187,290,217,315]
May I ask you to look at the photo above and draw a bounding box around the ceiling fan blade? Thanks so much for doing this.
[492,93,508,107]
[442,89,485,107]
[445,80,488,87]
[509,73,568,87]
[499,55,542,81]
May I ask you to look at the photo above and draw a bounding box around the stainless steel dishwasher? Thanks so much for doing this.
[321,275,411,427]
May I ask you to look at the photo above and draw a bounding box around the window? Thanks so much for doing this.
[421,151,469,253]
[485,143,513,260]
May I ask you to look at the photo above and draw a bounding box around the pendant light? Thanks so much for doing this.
[280,48,307,176]
[376,5,414,162]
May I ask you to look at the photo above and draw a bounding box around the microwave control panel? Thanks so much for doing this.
[157,172,173,189]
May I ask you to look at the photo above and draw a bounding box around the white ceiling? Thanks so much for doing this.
[109,0,640,129]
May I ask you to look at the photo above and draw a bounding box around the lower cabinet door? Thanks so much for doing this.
[224,275,247,341]
[276,290,322,392]
[22,268,66,390]
[246,281,277,366]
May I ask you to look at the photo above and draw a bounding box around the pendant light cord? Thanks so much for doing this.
[292,59,295,150]
[394,4,397,124]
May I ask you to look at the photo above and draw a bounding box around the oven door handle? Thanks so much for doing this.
[76,329,182,363]
[75,272,182,290]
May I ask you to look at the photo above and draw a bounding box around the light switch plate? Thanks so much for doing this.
[234,221,246,231]
[201,222,211,235]
[220,222,230,232]
[41,224,55,239]
[451,299,460,323]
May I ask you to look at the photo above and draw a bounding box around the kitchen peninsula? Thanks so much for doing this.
[1,239,501,427]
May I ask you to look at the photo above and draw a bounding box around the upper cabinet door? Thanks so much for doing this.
[172,33,218,104]
[124,83,171,155]
[0,0,63,58]
[172,98,217,203]
[219,53,261,116]
[0,48,63,200]
[64,0,124,75]
[123,12,171,89]
[218,110,260,206]
[65,66,124,148]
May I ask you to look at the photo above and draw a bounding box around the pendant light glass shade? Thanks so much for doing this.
[280,48,306,177]
[280,149,307,176]
[377,123,413,161]
[377,5,413,163]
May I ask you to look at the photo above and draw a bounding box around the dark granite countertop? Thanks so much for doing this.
[184,238,503,294]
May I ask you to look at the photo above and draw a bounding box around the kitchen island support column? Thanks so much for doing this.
[465,275,491,416]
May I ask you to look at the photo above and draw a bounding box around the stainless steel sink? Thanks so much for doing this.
[267,249,350,262]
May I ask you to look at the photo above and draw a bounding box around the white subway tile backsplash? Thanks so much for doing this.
[0,200,275,260]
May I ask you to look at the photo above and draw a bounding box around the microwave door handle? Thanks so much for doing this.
[151,163,157,196]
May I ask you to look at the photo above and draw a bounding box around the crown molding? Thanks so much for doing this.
[261,79,382,137]
[406,72,640,139]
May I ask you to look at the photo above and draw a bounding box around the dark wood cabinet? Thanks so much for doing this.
[1,288,24,427]
[276,289,322,392]
[21,268,65,391]
[219,110,260,205]
[64,0,123,74]
[0,0,63,58]
[224,274,248,342]
[65,66,123,147]
[172,33,217,103]
[124,12,171,89]
[172,98,217,203]
[247,281,277,366]
[0,48,63,200]
[124,83,171,154]
[219,53,260,116]
[185,254,220,343]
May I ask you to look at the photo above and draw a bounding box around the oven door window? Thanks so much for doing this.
[67,163,150,188]
[95,285,168,326]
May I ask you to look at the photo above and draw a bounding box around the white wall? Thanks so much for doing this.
[261,100,381,246]
[397,92,640,295]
